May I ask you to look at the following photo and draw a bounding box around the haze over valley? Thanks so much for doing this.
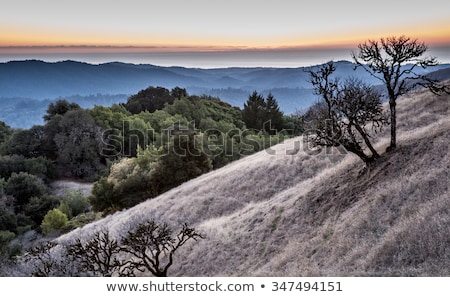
[2,59,450,128]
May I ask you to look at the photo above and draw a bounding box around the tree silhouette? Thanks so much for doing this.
[305,62,386,165]
[352,36,449,151]
[67,230,133,276]
[121,221,204,277]
[242,91,266,130]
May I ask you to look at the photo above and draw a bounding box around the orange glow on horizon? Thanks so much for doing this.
[1,19,450,52]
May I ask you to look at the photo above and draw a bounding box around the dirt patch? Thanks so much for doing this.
[50,180,93,197]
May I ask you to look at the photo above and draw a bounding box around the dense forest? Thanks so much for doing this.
[0,86,301,261]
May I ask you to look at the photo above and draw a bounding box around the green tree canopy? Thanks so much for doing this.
[54,109,106,179]
[5,172,48,210]
[124,86,174,114]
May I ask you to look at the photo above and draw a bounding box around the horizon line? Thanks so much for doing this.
[2,43,450,69]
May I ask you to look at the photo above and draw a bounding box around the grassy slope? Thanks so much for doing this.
[58,86,450,276]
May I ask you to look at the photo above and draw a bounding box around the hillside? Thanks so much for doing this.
[52,86,449,276]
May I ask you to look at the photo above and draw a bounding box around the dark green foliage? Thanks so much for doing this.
[54,109,106,179]
[5,172,48,210]
[282,114,303,135]
[164,98,198,123]
[0,177,5,196]
[265,93,284,133]
[154,130,212,194]
[2,85,289,219]
[23,195,60,227]
[114,171,156,209]
[89,104,130,158]
[43,99,81,122]
[41,114,63,160]
[90,130,212,214]
[124,86,174,114]
[0,207,18,232]
[89,177,120,215]
[0,155,54,180]
[89,171,151,215]
[24,156,56,180]
[170,87,188,99]
[62,190,90,218]
[1,125,44,158]
[0,121,12,144]
[0,155,26,179]
[242,91,284,133]
[0,230,16,258]
[40,100,82,160]
[242,91,266,130]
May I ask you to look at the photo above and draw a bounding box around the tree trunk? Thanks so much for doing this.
[388,99,397,151]
[343,143,371,166]
[354,124,380,159]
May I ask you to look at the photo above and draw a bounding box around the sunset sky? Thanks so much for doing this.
[1,0,450,67]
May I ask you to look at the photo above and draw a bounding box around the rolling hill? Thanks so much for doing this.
[47,84,450,276]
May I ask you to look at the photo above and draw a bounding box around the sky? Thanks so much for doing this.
[1,0,450,68]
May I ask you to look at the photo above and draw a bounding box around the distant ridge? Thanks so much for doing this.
[1,60,450,127]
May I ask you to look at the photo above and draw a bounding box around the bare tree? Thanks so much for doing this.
[66,230,134,276]
[22,241,77,276]
[352,36,449,151]
[121,221,204,277]
[305,62,386,165]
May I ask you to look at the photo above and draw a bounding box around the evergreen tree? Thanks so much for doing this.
[264,93,284,134]
[242,91,266,130]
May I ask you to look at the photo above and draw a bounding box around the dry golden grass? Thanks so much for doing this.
[54,85,450,276]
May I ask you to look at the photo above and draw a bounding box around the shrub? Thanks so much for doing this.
[23,195,60,227]
[0,230,15,258]
[40,209,68,236]
[57,201,73,220]
[0,207,17,232]
[62,190,90,218]
[89,177,120,215]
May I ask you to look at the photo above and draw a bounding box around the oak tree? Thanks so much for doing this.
[352,36,449,150]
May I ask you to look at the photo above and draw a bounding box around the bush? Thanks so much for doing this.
[0,230,16,258]
[62,190,90,218]
[58,201,73,219]
[0,207,17,232]
[40,209,68,236]
[23,195,60,227]
[89,177,120,215]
